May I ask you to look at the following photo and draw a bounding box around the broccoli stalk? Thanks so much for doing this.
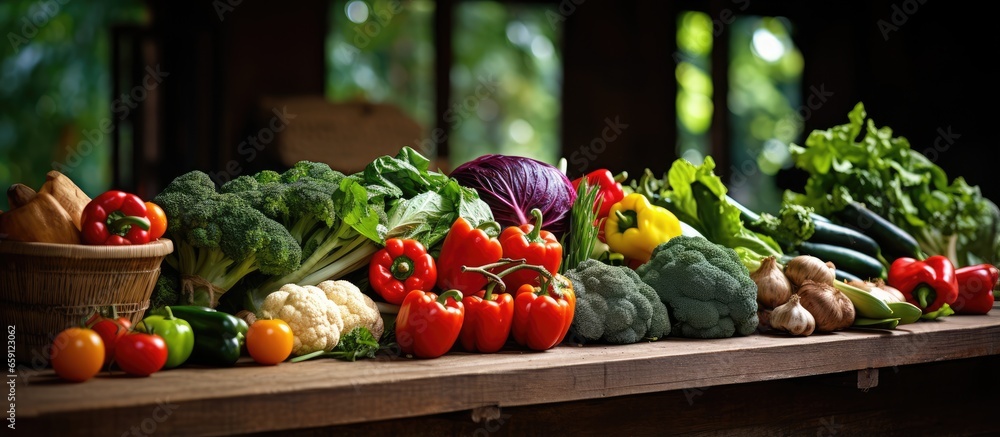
[220,161,386,313]
[253,224,379,303]
[153,171,302,308]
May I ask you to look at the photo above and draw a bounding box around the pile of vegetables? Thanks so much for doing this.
[785,102,1000,269]
[151,147,494,311]
[42,97,1000,378]
[1,171,168,246]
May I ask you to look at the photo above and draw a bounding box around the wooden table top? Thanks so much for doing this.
[14,303,1000,436]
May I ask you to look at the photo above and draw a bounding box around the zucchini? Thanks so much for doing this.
[795,241,886,280]
[834,268,863,283]
[809,220,882,259]
[725,195,760,223]
[834,202,923,260]
[810,213,832,223]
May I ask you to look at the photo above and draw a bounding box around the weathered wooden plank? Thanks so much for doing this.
[14,306,1000,436]
[259,356,1000,437]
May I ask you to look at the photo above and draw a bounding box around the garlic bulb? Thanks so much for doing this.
[784,255,836,288]
[751,256,792,309]
[769,294,815,336]
[796,280,855,332]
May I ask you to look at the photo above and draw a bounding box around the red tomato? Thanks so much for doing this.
[87,313,132,366]
[114,333,168,376]
[144,201,168,240]
[50,327,105,382]
[246,319,294,365]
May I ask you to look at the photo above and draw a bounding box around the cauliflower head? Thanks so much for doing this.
[260,283,344,356]
[259,281,385,356]
[315,280,384,340]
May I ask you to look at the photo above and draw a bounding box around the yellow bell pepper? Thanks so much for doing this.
[604,193,682,263]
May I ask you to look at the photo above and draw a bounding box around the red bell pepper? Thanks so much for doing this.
[887,255,959,319]
[571,169,626,219]
[81,190,151,245]
[436,217,503,295]
[457,261,520,354]
[497,208,562,291]
[395,289,465,359]
[952,264,999,315]
[369,238,437,305]
[507,264,576,351]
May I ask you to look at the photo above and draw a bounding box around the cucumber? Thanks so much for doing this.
[809,220,883,260]
[795,241,887,280]
[834,202,923,260]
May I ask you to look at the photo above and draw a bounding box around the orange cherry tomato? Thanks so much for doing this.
[144,201,168,240]
[50,327,105,382]
[246,319,294,365]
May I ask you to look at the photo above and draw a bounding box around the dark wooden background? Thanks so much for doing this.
[121,0,998,204]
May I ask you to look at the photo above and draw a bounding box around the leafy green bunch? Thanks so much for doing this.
[786,102,1000,267]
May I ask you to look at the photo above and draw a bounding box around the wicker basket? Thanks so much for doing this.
[0,239,173,364]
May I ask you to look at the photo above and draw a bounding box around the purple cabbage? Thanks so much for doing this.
[449,154,577,237]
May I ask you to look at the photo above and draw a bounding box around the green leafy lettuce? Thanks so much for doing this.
[630,157,783,270]
[786,102,1000,267]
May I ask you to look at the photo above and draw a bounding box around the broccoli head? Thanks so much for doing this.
[220,162,387,313]
[149,263,181,312]
[750,204,816,251]
[636,236,759,338]
[153,170,301,307]
[565,259,670,344]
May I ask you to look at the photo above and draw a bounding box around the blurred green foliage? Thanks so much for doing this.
[676,11,713,164]
[676,12,803,213]
[727,16,803,213]
[326,0,435,129]
[325,0,562,170]
[0,0,146,211]
[449,1,562,168]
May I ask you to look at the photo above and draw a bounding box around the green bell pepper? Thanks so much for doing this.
[136,306,195,369]
[151,305,246,366]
